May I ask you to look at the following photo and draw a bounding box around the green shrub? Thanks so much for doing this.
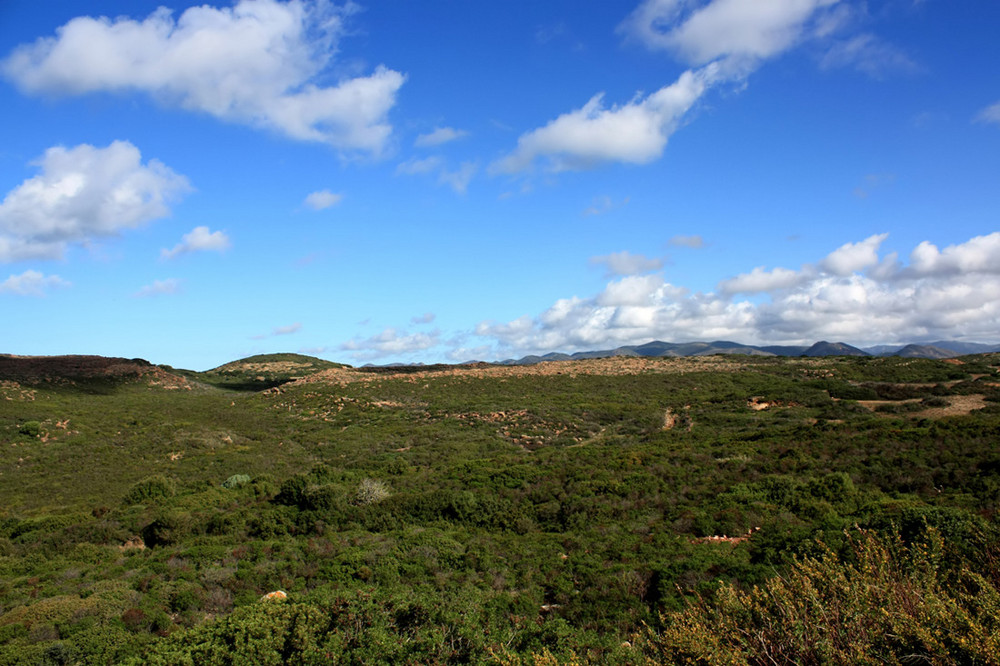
[221,474,251,489]
[124,475,176,505]
[643,528,1000,663]
[18,421,41,438]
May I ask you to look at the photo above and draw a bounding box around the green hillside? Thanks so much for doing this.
[167,353,350,392]
[1,354,999,663]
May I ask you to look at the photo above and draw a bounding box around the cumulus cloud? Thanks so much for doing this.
[340,327,440,360]
[819,233,887,275]
[0,270,70,296]
[619,0,841,65]
[303,189,343,210]
[161,226,230,260]
[906,232,1000,278]
[134,278,181,297]
[414,127,468,147]
[472,232,1000,358]
[976,101,1000,126]
[2,1,404,155]
[718,265,810,295]
[590,251,663,277]
[491,65,721,173]
[495,0,845,174]
[411,312,435,325]
[0,141,190,262]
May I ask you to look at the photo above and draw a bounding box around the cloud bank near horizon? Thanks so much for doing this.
[335,232,1000,362]
[470,233,1000,360]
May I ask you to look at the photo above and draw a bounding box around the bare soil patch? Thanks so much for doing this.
[859,394,988,418]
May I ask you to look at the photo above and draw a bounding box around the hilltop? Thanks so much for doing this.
[0,354,193,391]
[167,353,349,391]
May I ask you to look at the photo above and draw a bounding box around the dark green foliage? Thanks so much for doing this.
[124,475,176,505]
[2,353,1000,663]
[221,474,251,489]
[17,421,41,438]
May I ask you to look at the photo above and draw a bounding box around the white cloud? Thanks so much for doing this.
[590,251,663,276]
[718,265,810,295]
[303,189,343,210]
[472,232,1000,358]
[340,327,441,360]
[438,161,477,194]
[0,270,70,296]
[820,33,916,79]
[976,101,1000,126]
[134,277,181,297]
[2,1,404,155]
[668,234,705,248]
[0,141,190,262]
[411,312,435,324]
[161,226,230,260]
[273,322,302,335]
[496,0,846,174]
[819,233,887,275]
[397,156,477,193]
[396,156,443,175]
[492,65,720,173]
[619,0,841,65]
[251,321,302,340]
[906,232,1000,277]
[414,126,468,147]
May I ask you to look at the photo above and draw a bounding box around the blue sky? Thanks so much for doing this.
[1,0,999,369]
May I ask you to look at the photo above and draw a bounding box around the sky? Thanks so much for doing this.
[1,0,999,369]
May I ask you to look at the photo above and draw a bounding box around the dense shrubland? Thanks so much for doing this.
[1,354,999,663]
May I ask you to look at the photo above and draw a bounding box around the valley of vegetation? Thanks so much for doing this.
[1,351,1000,664]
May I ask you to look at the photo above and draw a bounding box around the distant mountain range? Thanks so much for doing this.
[496,340,1000,365]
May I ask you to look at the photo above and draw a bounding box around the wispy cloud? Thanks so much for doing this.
[975,100,1000,126]
[668,234,705,249]
[438,161,477,194]
[161,226,230,260]
[2,1,405,155]
[411,312,436,325]
[303,190,343,210]
[134,278,181,298]
[414,126,468,147]
[852,172,895,199]
[396,156,443,175]
[820,33,917,79]
[590,251,664,277]
[583,195,629,216]
[0,141,190,262]
[340,327,440,360]
[252,322,302,339]
[0,270,70,296]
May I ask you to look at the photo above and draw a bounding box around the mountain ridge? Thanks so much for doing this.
[497,339,1000,365]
